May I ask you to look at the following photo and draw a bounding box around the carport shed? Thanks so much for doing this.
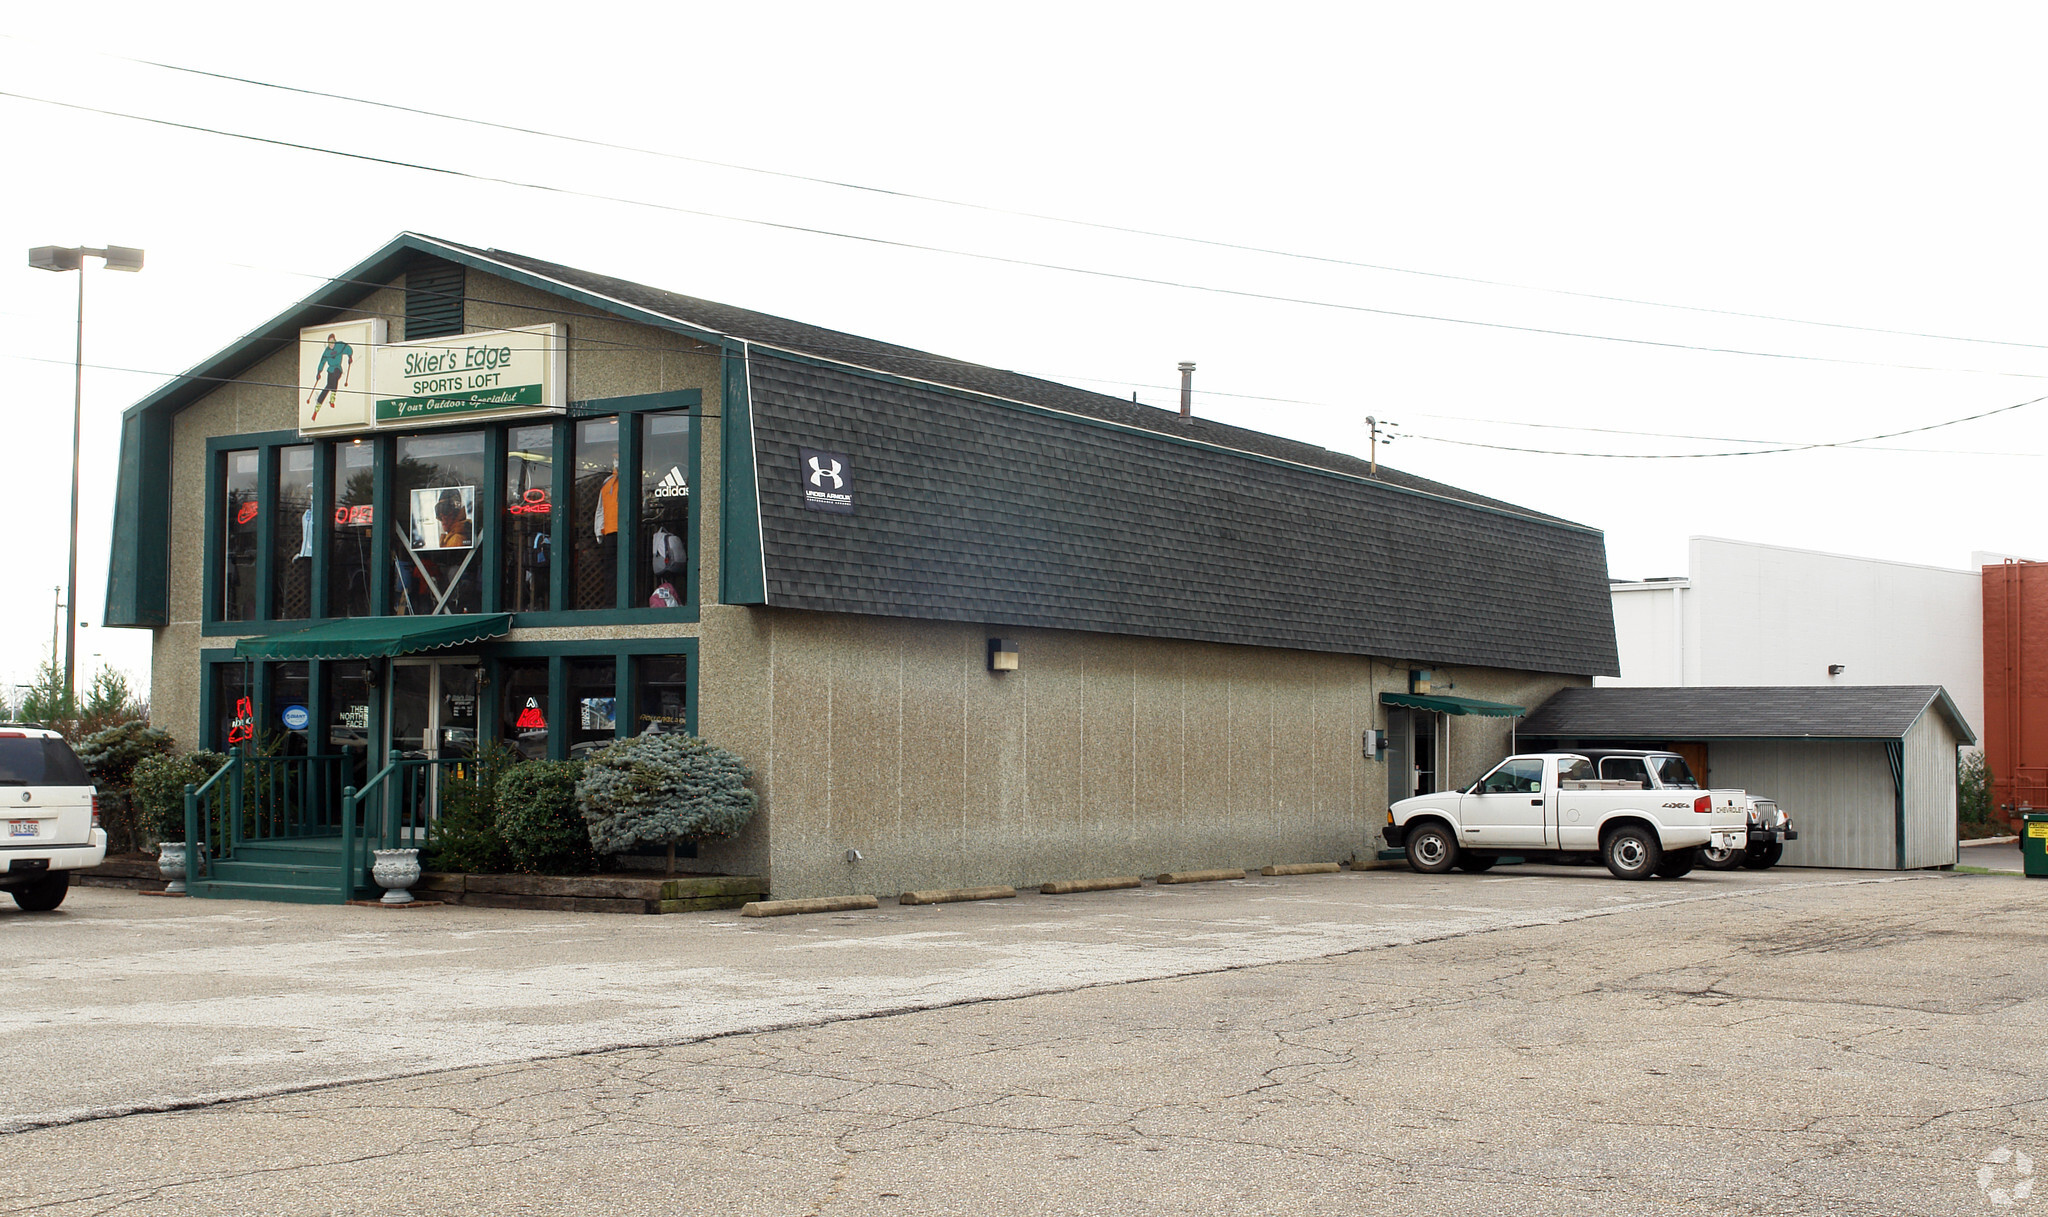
[1517,686,1975,870]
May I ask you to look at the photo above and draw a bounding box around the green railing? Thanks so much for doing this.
[182,754,361,878]
[340,752,500,901]
[182,755,240,881]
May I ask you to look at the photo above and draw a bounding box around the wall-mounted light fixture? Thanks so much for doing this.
[988,638,1019,672]
[844,848,864,863]
[1827,664,1845,676]
[1410,668,1434,695]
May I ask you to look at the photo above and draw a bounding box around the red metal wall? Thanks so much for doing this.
[1983,561,2048,828]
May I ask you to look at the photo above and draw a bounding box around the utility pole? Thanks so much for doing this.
[1364,416,1398,477]
[51,586,62,674]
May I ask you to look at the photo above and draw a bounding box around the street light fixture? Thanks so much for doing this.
[27,244,143,717]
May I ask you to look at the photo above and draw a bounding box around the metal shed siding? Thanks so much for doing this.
[1707,741,1898,869]
[1903,712,1961,869]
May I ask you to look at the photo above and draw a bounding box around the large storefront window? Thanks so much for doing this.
[328,440,376,618]
[271,661,310,755]
[221,449,259,621]
[571,419,619,610]
[273,446,316,620]
[498,658,551,759]
[639,412,690,608]
[212,662,253,751]
[205,391,694,630]
[568,658,616,757]
[632,655,688,734]
[504,424,554,613]
[391,432,485,616]
[324,660,375,789]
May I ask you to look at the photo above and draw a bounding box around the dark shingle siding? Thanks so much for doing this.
[455,243,1570,521]
[749,353,1619,676]
[1518,685,1964,740]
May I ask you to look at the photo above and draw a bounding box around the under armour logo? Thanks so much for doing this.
[808,456,844,489]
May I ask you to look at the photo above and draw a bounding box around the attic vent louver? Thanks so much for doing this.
[404,258,465,340]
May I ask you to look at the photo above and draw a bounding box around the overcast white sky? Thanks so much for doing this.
[4,2,2043,699]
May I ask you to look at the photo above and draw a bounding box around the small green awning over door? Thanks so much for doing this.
[1379,692,1526,717]
[232,614,513,661]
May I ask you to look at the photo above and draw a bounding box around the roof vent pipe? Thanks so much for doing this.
[1178,362,1196,418]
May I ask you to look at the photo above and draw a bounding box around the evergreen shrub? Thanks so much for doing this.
[578,734,756,871]
[423,744,517,874]
[495,760,595,875]
[130,750,229,846]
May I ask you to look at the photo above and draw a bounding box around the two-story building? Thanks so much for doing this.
[107,233,1619,901]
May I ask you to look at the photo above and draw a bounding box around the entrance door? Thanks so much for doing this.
[386,660,480,761]
[385,660,480,832]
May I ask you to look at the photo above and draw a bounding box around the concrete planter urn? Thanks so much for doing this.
[370,848,421,905]
[156,842,189,895]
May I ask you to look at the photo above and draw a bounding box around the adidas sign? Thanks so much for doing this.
[653,465,689,498]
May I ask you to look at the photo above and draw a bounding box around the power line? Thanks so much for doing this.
[8,347,2043,460]
[47,38,2048,356]
[1398,391,2048,458]
[8,86,2048,384]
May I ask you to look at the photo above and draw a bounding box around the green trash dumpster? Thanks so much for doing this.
[2026,813,2048,878]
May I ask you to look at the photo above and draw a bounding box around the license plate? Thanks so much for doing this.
[10,821,37,838]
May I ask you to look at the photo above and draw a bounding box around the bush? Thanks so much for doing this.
[495,760,595,874]
[74,720,175,788]
[423,745,517,874]
[130,750,229,847]
[578,734,757,872]
[73,721,176,854]
[1959,749,2000,838]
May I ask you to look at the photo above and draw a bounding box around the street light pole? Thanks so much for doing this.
[28,245,143,718]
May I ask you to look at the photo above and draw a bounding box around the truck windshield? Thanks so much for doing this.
[0,737,90,786]
[1653,756,1699,789]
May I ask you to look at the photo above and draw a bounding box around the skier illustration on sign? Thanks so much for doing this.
[306,333,355,419]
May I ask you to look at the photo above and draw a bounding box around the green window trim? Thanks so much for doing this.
[201,637,699,760]
[197,390,704,636]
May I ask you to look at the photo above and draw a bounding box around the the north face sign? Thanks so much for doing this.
[798,448,853,514]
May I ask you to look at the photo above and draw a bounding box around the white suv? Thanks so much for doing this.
[0,725,105,912]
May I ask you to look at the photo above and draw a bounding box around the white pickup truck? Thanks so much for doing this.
[1382,750,1749,880]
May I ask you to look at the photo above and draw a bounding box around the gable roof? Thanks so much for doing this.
[107,234,1620,676]
[1518,685,1977,744]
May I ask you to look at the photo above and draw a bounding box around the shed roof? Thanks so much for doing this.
[1518,685,1977,745]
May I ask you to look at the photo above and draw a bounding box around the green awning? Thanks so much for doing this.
[232,614,512,661]
[1379,692,1526,718]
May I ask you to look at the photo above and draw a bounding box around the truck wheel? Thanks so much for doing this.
[1698,843,1744,870]
[1602,825,1662,880]
[1405,823,1458,874]
[10,872,70,913]
[1654,848,1699,879]
[1454,855,1497,873]
[1741,842,1784,869]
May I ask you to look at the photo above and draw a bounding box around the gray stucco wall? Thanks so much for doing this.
[700,606,1583,899]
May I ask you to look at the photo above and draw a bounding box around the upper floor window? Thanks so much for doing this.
[639,411,691,609]
[221,449,259,621]
[205,390,697,629]
[392,431,484,616]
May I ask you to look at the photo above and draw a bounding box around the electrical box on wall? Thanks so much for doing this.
[1362,729,1385,760]
[1410,669,1434,695]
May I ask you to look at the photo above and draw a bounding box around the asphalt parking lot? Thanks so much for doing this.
[2,864,2041,1215]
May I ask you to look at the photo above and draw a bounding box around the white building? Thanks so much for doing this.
[1605,537,1985,740]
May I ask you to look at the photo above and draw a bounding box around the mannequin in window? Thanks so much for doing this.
[594,457,619,593]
